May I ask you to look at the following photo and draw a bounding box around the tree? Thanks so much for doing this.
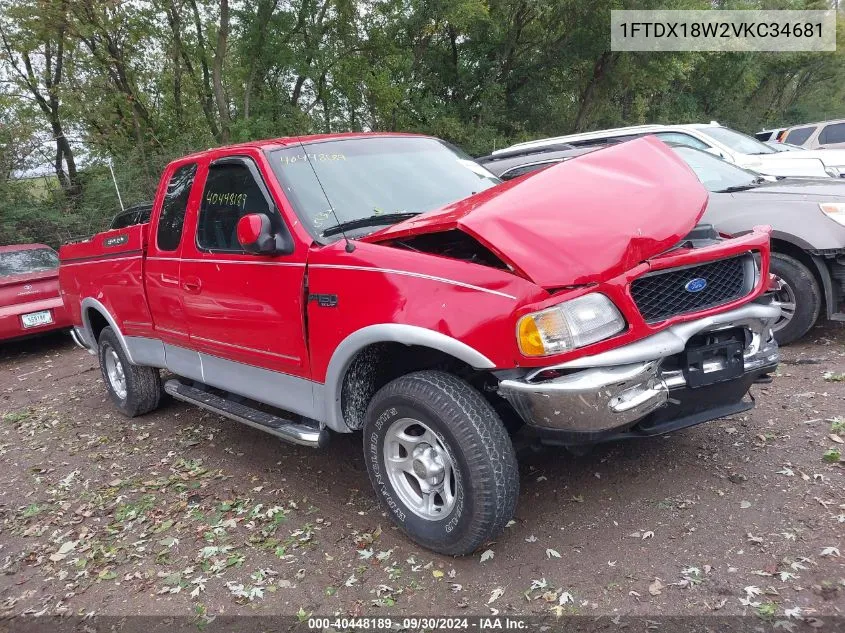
[0,0,80,195]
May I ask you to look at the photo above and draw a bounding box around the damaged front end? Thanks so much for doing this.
[497,300,780,445]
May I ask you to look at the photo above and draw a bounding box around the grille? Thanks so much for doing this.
[631,255,751,323]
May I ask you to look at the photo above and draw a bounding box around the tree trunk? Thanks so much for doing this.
[574,52,615,132]
[186,0,222,142]
[243,0,279,120]
[167,3,184,126]
[213,0,231,143]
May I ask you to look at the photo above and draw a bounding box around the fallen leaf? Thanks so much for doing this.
[648,578,664,596]
[49,540,78,562]
[740,500,752,509]
[488,586,504,604]
[784,606,803,619]
[546,548,561,559]
[480,549,494,563]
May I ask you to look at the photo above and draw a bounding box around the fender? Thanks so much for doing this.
[733,230,838,322]
[811,253,838,320]
[80,298,165,367]
[767,232,838,321]
[320,324,496,433]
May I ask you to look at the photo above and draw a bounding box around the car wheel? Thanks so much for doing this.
[769,253,821,346]
[97,326,162,417]
[363,370,519,556]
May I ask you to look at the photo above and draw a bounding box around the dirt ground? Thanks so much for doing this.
[0,325,843,625]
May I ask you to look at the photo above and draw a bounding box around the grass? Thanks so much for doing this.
[822,448,841,463]
[2,410,31,424]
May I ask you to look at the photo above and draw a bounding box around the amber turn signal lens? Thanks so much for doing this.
[517,316,546,356]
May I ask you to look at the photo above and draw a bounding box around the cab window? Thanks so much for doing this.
[654,132,709,150]
[785,126,816,146]
[501,160,562,180]
[197,160,273,252]
[819,123,845,145]
[157,163,198,251]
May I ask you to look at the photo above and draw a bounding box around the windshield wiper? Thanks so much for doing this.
[716,177,767,193]
[321,212,421,238]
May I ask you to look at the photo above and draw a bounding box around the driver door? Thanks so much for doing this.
[179,153,310,380]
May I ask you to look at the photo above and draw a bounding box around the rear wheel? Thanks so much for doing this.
[363,370,519,556]
[97,326,162,417]
[769,253,821,346]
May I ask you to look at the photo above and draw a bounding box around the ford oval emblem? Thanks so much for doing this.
[685,278,707,293]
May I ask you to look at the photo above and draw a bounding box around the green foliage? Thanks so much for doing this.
[0,0,843,246]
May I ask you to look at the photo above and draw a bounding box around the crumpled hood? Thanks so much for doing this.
[366,136,709,288]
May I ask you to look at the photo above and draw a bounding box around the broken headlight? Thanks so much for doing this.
[517,293,626,356]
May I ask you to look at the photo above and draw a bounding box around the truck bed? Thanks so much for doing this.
[58,223,155,339]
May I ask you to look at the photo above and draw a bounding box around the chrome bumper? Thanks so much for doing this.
[498,302,781,434]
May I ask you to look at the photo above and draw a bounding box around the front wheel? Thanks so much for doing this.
[769,253,821,346]
[97,326,162,417]
[363,370,519,556]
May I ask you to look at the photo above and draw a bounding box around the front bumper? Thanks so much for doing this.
[0,296,72,342]
[498,302,780,444]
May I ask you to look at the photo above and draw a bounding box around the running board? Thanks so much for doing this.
[164,380,328,448]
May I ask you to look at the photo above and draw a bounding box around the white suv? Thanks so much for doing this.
[782,119,845,150]
[499,122,845,179]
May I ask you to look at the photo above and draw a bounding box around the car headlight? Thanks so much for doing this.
[825,166,842,178]
[517,293,626,356]
[821,202,845,226]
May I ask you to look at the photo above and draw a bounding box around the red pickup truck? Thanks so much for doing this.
[59,133,780,555]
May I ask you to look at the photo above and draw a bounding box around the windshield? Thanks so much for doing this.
[697,126,775,155]
[0,248,59,277]
[267,136,500,239]
[672,146,761,192]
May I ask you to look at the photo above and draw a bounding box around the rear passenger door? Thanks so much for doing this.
[817,123,845,149]
[178,153,311,380]
[146,161,201,347]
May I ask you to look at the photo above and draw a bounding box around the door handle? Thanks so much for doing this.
[182,277,202,293]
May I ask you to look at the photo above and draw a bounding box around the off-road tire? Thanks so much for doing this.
[770,253,821,346]
[363,370,519,556]
[97,326,162,417]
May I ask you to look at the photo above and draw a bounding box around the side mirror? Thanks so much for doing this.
[237,213,291,255]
